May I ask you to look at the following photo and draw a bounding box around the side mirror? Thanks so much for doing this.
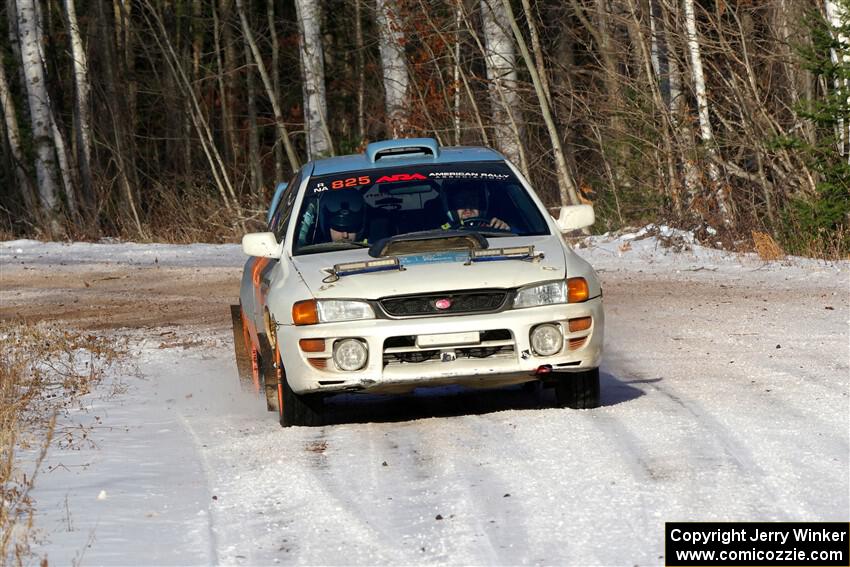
[242,232,282,258]
[555,205,595,232]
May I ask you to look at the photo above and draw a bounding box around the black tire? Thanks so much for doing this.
[258,334,280,413]
[554,368,600,409]
[258,334,324,426]
[229,304,253,389]
[278,371,325,428]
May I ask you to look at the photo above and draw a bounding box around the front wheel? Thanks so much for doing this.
[278,371,325,428]
[554,368,600,409]
[258,334,324,427]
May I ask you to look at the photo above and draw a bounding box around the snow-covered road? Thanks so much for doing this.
[1,232,847,565]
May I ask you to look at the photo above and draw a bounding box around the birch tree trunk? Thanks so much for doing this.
[235,0,301,173]
[376,0,410,137]
[295,0,334,159]
[16,0,62,234]
[64,0,94,214]
[500,0,580,207]
[31,0,78,222]
[0,57,37,212]
[683,0,731,225]
[648,0,670,106]
[480,0,524,168]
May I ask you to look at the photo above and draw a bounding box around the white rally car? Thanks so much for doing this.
[231,138,603,426]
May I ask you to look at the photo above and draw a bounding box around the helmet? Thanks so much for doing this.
[320,189,365,234]
[443,181,488,221]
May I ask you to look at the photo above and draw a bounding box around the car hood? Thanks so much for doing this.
[291,235,568,299]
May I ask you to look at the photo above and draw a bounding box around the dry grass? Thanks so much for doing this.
[130,183,264,244]
[752,230,785,261]
[0,322,123,566]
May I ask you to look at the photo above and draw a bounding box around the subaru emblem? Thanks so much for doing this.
[435,298,452,310]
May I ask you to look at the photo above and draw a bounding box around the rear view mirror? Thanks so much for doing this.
[242,232,282,258]
[555,205,595,232]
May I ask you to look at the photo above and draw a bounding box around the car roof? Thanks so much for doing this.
[310,139,505,176]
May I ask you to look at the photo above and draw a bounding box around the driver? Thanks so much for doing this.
[320,189,366,242]
[444,182,510,230]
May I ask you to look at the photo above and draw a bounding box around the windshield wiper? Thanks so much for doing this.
[298,241,369,254]
[457,227,512,237]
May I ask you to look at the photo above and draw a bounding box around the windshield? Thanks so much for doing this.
[292,161,550,255]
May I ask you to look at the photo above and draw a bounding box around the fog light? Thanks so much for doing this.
[530,324,563,356]
[333,339,368,371]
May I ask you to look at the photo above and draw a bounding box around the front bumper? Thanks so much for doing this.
[277,297,603,395]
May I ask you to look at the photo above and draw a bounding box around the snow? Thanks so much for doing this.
[2,233,847,565]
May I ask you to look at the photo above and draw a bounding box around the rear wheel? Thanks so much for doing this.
[229,304,253,389]
[554,368,600,409]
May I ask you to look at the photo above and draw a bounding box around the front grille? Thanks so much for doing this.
[382,330,515,366]
[379,289,509,317]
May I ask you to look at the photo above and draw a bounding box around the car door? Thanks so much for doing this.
[250,172,302,330]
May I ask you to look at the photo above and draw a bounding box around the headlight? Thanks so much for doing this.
[333,338,368,371]
[513,281,567,309]
[292,299,375,325]
[318,300,375,322]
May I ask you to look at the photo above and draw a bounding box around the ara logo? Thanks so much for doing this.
[376,173,427,183]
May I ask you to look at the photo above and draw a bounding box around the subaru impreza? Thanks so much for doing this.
[231,138,603,426]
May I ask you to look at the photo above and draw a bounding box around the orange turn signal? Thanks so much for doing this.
[567,277,589,303]
[292,300,319,325]
[568,316,592,332]
[299,338,326,352]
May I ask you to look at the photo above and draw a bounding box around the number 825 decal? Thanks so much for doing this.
[331,176,371,189]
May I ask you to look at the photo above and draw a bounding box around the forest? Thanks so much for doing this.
[0,0,848,257]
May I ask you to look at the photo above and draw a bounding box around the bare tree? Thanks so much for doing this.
[376,0,410,136]
[295,0,334,158]
[235,0,301,173]
[267,0,285,180]
[64,0,94,214]
[480,0,524,168]
[15,0,62,234]
[500,0,580,207]
[0,57,37,212]
[683,0,732,225]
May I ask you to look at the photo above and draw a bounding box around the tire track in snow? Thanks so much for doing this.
[174,413,221,565]
[295,418,505,565]
[648,378,848,520]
